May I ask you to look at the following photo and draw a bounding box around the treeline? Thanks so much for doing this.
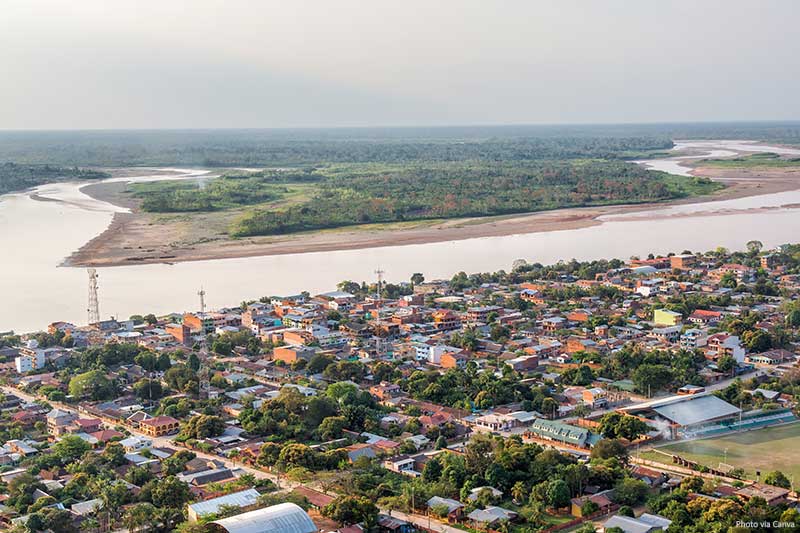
[228,160,712,237]
[131,177,286,212]
[0,162,108,195]
[0,129,676,167]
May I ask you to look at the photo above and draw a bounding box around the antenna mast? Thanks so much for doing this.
[87,269,100,324]
[197,286,210,398]
[374,268,385,357]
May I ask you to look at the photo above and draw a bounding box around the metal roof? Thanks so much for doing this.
[652,395,740,426]
[211,503,317,533]
[189,489,260,518]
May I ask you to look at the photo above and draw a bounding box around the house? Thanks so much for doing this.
[653,309,682,326]
[138,415,180,437]
[273,345,316,364]
[688,310,722,325]
[292,487,335,510]
[735,483,790,505]
[670,254,696,270]
[705,333,746,362]
[377,515,415,533]
[467,506,518,527]
[370,382,403,400]
[383,455,418,476]
[746,348,796,365]
[187,489,260,522]
[46,409,77,436]
[582,388,608,408]
[426,496,464,520]
[120,435,152,452]
[343,443,376,462]
[602,513,672,533]
[431,310,461,331]
[440,352,468,369]
[405,435,430,450]
[467,486,503,502]
[570,490,614,518]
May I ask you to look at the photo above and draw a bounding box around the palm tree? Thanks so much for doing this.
[123,503,156,532]
[511,481,526,505]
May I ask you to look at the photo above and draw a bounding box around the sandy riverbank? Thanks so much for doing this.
[64,162,800,268]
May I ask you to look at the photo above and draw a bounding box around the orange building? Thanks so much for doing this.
[139,415,180,437]
[273,345,316,364]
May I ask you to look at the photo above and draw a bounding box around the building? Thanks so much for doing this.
[431,310,461,331]
[273,345,316,364]
[165,323,192,346]
[619,393,741,438]
[670,254,696,270]
[525,418,597,448]
[47,408,77,436]
[426,496,464,520]
[14,346,46,374]
[653,309,682,326]
[602,513,672,533]
[187,489,260,522]
[138,415,180,437]
[705,333,746,362]
[687,310,722,325]
[183,313,215,335]
[211,502,317,533]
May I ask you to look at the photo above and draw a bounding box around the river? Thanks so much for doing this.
[2,141,800,334]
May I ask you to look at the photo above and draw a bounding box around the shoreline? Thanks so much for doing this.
[64,160,800,268]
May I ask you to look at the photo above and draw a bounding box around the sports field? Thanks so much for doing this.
[640,422,800,481]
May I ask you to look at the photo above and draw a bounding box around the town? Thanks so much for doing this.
[2,241,800,533]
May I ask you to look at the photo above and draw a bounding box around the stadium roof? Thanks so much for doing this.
[211,503,317,533]
[651,395,740,426]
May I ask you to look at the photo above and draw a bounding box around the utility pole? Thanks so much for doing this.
[87,268,100,325]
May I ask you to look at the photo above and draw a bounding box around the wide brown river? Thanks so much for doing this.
[2,141,800,333]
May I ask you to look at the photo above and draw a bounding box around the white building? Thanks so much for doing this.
[14,347,45,374]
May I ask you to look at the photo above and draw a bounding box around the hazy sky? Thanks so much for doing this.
[2,0,799,129]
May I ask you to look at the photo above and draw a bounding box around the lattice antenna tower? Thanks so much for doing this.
[197,286,211,398]
[87,268,100,324]
[374,268,385,356]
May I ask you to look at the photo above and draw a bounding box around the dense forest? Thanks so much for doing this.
[0,162,109,195]
[0,121,798,168]
[132,160,720,236]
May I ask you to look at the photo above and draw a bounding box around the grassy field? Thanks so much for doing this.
[640,422,800,480]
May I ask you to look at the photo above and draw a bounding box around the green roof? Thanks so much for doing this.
[529,418,591,446]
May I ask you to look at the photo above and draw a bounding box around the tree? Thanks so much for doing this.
[546,479,571,509]
[717,354,737,375]
[53,435,91,464]
[743,329,772,353]
[279,443,316,470]
[149,476,191,508]
[581,500,599,516]
[322,496,378,527]
[188,352,201,372]
[746,240,763,254]
[590,439,628,462]
[631,364,674,395]
[68,370,117,400]
[180,414,225,439]
[598,412,651,441]
[613,478,648,506]
[410,273,425,286]
[318,416,347,440]
[422,457,443,482]
[511,481,527,504]
[123,502,156,532]
[764,470,791,489]
[133,378,164,400]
